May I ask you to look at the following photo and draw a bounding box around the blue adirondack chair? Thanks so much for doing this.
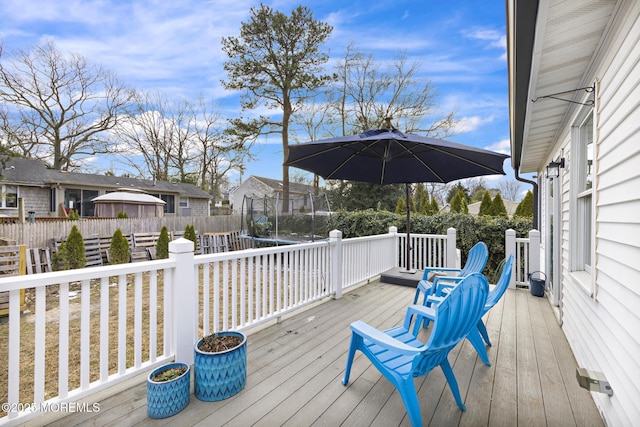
[413,241,489,307]
[429,255,514,366]
[342,274,489,427]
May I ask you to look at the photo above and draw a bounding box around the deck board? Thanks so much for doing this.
[43,281,603,427]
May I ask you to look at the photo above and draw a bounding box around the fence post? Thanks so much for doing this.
[169,238,196,365]
[389,226,398,268]
[505,229,516,289]
[529,229,541,278]
[330,229,343,300]
[446,227,457,268]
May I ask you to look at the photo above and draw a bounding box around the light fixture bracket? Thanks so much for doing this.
[532,84,595,106]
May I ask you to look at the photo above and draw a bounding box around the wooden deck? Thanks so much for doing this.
[45,280,603,427]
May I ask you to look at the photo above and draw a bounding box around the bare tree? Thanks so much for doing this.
[332,47,457,136]
[221,4,333,213]
[113,91,180,180]
[0,41,135,170]
[499,179,522,201]
[191,98,253,205]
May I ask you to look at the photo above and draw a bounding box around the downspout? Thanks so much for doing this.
[515,169,538,230]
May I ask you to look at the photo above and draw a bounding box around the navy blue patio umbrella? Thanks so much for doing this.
[284,127,509,272]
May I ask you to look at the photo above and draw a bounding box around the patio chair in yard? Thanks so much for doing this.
[342,273,489,427]
[413,241,489,305]
[424,255,514,366]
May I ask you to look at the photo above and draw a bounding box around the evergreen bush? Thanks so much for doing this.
[109,228,130,264]
[515,190,534,218]
[53,225,86,270]
[67,209,80,221]
[156,226,170,259]
[52,241,70,271]
[183,225,198,252]
[116,211,129,219]
[479,191,493,216]
[490,193,508,218]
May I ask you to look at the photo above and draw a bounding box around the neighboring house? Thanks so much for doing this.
[508,1,639,425]
[229,175,316,215]
[0,157,211,218]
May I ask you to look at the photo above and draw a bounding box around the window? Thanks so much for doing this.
[2,185,18,208]
[572,111,594,273]
[179,197,189,208]
[64,188,98,217]
[151,194,175,214]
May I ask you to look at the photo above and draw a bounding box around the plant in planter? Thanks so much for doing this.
[194,331,247,401]
[147,362,190,419]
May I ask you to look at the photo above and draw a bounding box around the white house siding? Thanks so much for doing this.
[544,3,640,425]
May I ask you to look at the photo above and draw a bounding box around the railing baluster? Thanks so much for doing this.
[59,282,69,398]
[81,279,91,389]
[34,286,46,403]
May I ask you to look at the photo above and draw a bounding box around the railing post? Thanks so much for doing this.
[446,227,457,268]
[330,229,343,300]
[389,226,399,268]
[529,229,541,278]
[505,229,516,289]
[169,238,196,365]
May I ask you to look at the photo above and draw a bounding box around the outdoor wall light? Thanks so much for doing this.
[546,158,565,179]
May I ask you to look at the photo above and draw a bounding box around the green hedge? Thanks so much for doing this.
[331,211,533,282]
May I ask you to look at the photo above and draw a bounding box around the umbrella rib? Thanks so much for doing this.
[398,142,506,180]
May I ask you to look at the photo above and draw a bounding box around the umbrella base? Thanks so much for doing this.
[380,267,421,288]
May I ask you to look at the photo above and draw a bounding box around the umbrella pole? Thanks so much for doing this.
[401,183,416,274]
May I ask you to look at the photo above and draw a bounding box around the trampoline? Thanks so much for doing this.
[240,192,332,246]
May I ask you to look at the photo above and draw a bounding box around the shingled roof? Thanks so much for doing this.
[1,157,211,199]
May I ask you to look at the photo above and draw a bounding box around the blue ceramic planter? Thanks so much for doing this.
[147,362,190,419]
[194,331,247,401]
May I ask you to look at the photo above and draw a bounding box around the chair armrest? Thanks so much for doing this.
[422,267,462,280]
[403,304,437,331]
[432,275,464,286]
[350,321,424,355]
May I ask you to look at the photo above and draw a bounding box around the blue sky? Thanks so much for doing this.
[0,0,517,191]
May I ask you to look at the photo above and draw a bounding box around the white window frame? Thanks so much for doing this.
[570,108,595,290]
[1,185,18,208]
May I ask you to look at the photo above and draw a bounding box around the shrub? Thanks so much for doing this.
[332,210,533,281]
[53,225,86,270]
[490,193,508,218]
[479,191,493,216]
[67,209,80,221]
[109,228,130,264]
[156,226,169,259]
[52,241,70,271]
[116,211,129,219]
[183,225,198,252]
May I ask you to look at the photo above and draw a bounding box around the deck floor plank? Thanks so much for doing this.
[44,282,602,427]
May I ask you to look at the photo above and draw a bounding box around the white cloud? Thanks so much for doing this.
[452,115,495,134]
[485,138,511,154]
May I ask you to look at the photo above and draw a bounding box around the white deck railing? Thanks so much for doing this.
[0,227,539,425]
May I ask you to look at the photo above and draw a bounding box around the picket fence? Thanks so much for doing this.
[0,215,242,249]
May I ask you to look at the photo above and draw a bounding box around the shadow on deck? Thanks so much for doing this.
[45,280,602,427]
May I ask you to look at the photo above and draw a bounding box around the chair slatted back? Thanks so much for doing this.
[459,242,489,276]
[485,255,514,311]
[414,273,488,375]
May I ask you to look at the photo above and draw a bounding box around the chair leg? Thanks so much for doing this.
[477,319,491,346]
[342,333,360,385]
[467,327,491,366]
[396,378,423,427]
[440,359,467,411]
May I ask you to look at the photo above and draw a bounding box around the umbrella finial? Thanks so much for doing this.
[384,117,396,130]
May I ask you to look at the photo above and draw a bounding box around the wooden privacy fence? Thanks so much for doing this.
[0,215,242,249]
[27,230,253,274]
[0,245,26,316]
